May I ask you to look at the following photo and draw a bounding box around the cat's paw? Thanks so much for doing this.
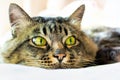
[95,47,120,65]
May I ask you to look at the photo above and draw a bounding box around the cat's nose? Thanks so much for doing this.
[53,49,66,62]
[53,53,66,62]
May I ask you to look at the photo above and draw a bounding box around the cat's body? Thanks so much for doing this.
[84,27,120,64]
[0,3,119,69]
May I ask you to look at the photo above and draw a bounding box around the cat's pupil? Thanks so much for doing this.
[40,39,43,43]
[70,38,72,43]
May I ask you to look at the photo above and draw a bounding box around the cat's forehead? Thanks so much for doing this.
[32,16,71,36]
[32,16,68,23]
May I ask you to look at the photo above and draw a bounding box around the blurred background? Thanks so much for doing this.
[0,0,120,39]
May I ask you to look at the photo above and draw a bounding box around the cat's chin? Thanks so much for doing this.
[24,61,81,69]
[40,62,84,69]
[38,63,79,69]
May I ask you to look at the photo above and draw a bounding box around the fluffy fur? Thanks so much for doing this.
[1,3,98,69]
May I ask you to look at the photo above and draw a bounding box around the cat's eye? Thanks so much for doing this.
[65,36,76,46]
[32,36,47,46]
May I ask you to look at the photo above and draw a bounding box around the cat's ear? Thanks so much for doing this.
[9,3,32,26]
[68,4,85,30]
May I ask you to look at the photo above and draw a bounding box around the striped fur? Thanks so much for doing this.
[0,3,98,69]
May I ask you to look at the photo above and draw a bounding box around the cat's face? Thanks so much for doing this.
[2,3,98,69]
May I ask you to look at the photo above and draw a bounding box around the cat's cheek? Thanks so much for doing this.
[47,52,59,63]
[62,53,70,63]
[51,58,59,63]
[77,51,83,56]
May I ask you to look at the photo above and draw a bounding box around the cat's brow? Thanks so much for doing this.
[45,22,57,34]
[43,27,47,35]
[33,28,41,34]
[42,22,68,36]
[32,17,69,35]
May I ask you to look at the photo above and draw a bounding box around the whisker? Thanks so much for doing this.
[80,58,96,67]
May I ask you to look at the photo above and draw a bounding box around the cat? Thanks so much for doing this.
[0,3,98,69]
[84,27,120,64]
[1,3,119,69]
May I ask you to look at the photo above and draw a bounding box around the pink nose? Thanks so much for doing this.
[53,53,66,62]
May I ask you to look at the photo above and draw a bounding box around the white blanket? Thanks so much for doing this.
[0,63,120,80]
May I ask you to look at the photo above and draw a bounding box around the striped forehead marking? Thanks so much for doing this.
[32,17,69,36]
[41,21,68,36]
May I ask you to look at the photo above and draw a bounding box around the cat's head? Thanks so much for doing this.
[2,3,98,69]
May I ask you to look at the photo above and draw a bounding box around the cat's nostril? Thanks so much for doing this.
[53,53,66,62]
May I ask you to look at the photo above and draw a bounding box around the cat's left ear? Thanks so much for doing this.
[9,3,32,26]
[9,3,35,37]
[68,4,85,30]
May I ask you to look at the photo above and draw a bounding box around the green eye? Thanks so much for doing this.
[32,36,47,46]
[65,36,76,45]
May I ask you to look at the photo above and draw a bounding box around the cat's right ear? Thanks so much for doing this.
[9,3,32,26]
[68,4,85,30]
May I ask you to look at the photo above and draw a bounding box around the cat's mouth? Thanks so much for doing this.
[37,58,79,69]
[23,54,95,69]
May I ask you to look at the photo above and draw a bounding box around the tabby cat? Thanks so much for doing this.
[2,3,120,69]
[0,3,99,69]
